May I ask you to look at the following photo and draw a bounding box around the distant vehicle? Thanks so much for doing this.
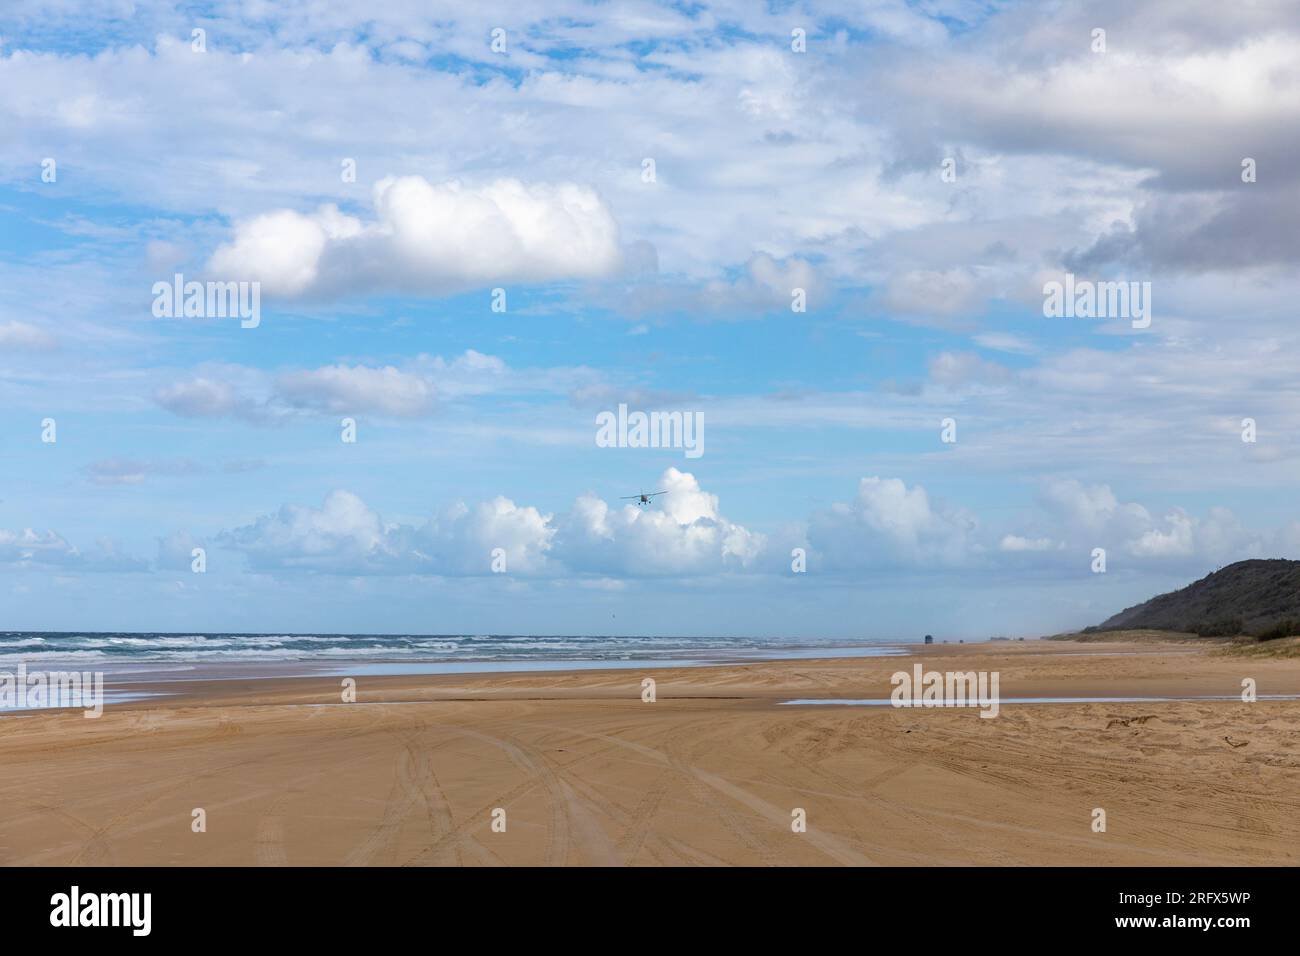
[621,491,667,507]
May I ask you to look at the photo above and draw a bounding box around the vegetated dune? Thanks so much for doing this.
[1093,559,1300,639]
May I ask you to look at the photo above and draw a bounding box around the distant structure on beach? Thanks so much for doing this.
[923,634,934,644]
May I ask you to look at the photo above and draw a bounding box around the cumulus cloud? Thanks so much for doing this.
[413,496,556,575]
[700,254,822,315]
[1066,186,1300,274]
[208,177,627,298]
[22,466,1300,590]
[1025,480,1273,566]
[276,365,436,417]
[1129,510,1196,558]
[879,269,986,327]
[609,252,824,320]
[809,477,979,569]
[874,22,1300,196]
[1038,480,1154,538]
[555,467,765,575]
[157,530,206,571]
[0,528,147,572]
[154,351,593,422]
[804,476,1283,574]
[217,490,417,574]
[154,376,248,419]
[215,468,762,577]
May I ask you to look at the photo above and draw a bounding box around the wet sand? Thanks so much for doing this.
[1,640,1297,866]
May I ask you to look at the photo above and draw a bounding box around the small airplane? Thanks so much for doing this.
[620,490,667,507]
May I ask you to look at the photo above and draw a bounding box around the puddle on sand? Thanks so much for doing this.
[0,689,173,716]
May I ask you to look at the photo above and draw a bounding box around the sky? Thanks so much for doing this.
[1,0,1298,639]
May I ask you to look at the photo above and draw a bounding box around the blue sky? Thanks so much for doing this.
[2,0,1298,638]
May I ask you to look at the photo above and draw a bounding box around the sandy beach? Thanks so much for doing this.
[2,639,1298,867]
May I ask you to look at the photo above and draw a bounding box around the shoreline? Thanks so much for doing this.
[0,639,911,682]
[0,638,1231,715]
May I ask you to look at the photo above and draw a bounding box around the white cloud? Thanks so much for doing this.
[209,205,360,297]
[1039,479,1153,537]
[276,365,436,417]
[972,332,1037,355]
[556,467,765,575]
[879,269,985,327]
[702,254,822,314]
[216,468,762,577]
[1027,480,1273,566]
[412,496,557,575]
[806,476,1281,573]
[0,320,57,350]
[157,530,205,571]
[154,377,241,418]
[809,476,978,569]
[0,528,147,571]
[85,457,202,485]
[1000,534,1054,552]
[208,176,626,298]
[928,351,1011,387]
[1129,509,1196,558]
[218,490,404,574]
[153,351,579,422]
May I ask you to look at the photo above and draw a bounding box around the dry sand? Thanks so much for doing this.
[1,640,1297,866]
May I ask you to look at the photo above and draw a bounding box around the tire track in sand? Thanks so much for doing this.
[253,791,290,867]
[344,720,459,866]
[398,724,630,867]
[541,721,876,866]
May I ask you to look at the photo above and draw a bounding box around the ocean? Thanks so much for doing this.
[0,631,908,680]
